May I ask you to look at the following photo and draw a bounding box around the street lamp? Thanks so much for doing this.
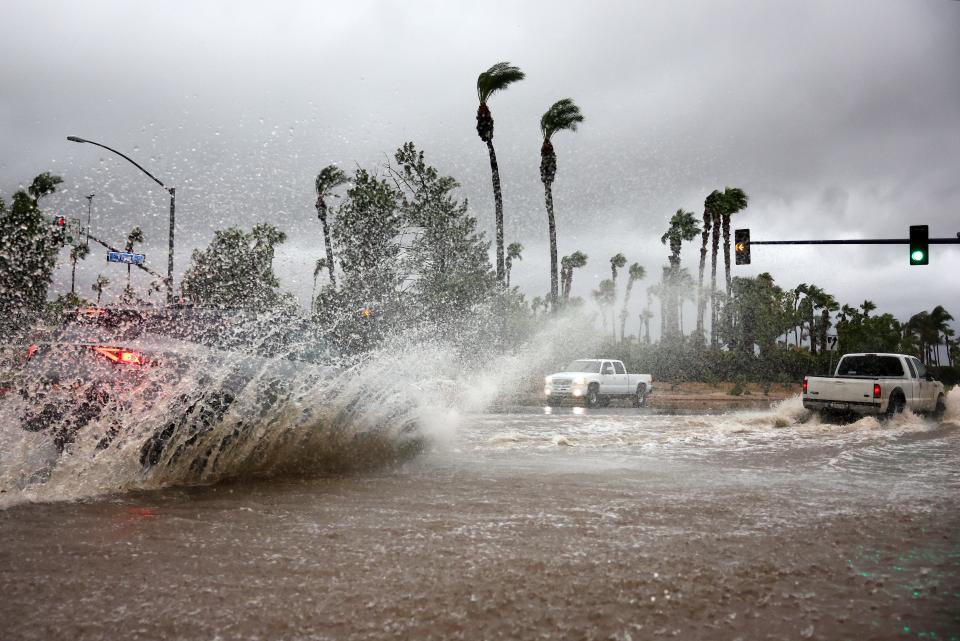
[84,193,94,250]
[67,135,176,302]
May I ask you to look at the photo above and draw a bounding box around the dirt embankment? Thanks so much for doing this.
[648,381,799,411]
[519,381,800,410]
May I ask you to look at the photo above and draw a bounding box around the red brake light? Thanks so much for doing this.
[92,346,144,365]
[802,378,808,394]
[873,383,881,399]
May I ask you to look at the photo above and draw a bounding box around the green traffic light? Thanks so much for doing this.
[911,250,926,263]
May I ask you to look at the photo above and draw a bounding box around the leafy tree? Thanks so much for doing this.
[314,165,349,287]
[476,61,525,285]
[836,306,902,355]
[725,273,790,354]
[0,172,65,335]
[181,224,291,310]
[311,257,328,312]
[332,169,401,299]
[391,142,496,331]
[505,242,523,288]
[539,98,584,308]
[314,167,403,353]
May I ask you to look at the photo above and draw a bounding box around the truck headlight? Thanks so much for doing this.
[545,376,553,384]
[573,376,585,385]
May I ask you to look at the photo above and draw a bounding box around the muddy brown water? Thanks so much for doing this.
[1,398,959,641]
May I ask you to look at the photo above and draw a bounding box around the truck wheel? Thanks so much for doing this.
[633,384,647,408]
[585,385,600,408]
[546,396,561,407]
[885,391,906,417]
[932,393,946,421]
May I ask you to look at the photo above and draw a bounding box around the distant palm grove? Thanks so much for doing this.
[0,61,956,385]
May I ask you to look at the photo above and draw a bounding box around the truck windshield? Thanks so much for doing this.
[836,355,904,377]
[565,360,602,373]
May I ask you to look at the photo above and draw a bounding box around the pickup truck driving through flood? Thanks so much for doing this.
[803,353,946,419]
[544,359,653,408]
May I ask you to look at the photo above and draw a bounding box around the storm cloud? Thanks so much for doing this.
[2,0,958,329]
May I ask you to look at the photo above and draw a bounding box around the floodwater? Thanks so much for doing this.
[1,394,959,641]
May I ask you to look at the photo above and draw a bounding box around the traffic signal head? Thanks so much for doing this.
[734,228,751,265]
[909,225,928,265]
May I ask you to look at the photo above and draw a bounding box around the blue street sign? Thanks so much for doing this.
[107,251,146,265]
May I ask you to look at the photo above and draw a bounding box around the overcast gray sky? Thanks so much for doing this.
[2,0,958,334]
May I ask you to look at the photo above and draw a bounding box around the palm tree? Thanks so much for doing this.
[505,242,523,288]
[714,187,748,342]
[531,296,544,317]
[619,263,646,342]
[719,188,748,299]
[92,275,109,306]
[708,194,722,346]
[609,253,626,284]
[861,300,876,317]
[609,253,627,338]
[539,98,584,308]
[675,268,696,335]
[661,209,701,339]
[315,165,348,288]
[639,308,654,344]
[695,191,720,342]
[311,258,328,313]
[929,305,954,366]
[817,293,839,358]
[124,226,144,290]
[591,279,616,333]
[69,243,90,295]
[793,283,809,347]
[804,285,825,355]
[477,62,525,286]
[560,250,588,301]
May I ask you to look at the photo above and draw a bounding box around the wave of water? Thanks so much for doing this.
[0,333,469,507]
[3,307,957,507]
[468,388,960,458]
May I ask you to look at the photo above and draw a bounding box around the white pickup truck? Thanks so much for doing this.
[544,359,654,408]
[803,353,946,419]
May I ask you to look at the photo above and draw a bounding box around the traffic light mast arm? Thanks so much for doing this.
[749,238,959,245]
[84,232,167,283]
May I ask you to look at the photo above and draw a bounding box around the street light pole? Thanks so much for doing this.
[67,135,176,302]
[85,193,94,251]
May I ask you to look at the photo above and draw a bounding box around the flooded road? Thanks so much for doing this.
[2,397,959,641]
